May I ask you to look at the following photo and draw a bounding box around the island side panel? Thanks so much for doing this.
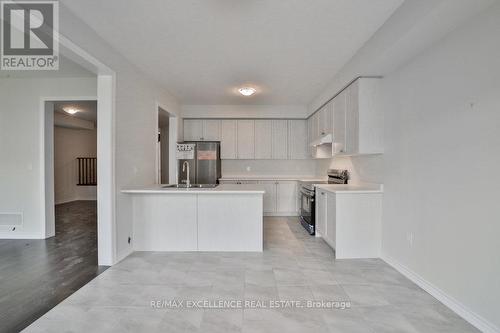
[197,194,263,252]
[133,194,198,251]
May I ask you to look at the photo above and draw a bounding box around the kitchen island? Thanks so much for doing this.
[122,184,265,252]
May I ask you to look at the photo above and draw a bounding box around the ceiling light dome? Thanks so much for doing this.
[63,108,79,115]
[238,87,256,96]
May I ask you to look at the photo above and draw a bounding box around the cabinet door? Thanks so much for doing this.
[333,90,347,154]
[271,120,288,159]
[312,112,320,141]
[221,120,237,159]
[203,120,221,141]
[254,120,272,159]
[184,119,203,141]
[318,106,329,136]
[324,101,333,135]
[259,181,276,213]
[345,82,359,154]
[316,189,327,237]
[326,193,336,248]
[288,120,308,159]
[276,181,297,213]
[237,120,255,159]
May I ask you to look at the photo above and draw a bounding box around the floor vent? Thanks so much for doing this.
[0,213,23,226]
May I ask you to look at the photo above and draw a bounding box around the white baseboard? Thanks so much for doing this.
[382,253,499,333]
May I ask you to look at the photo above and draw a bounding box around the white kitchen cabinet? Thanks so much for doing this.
[311,112,320,141]
[318,103,333,137]
[203,120,221,141]
[183,119,220,141]
[254,120,272,159]
[344,78,383,154]
[333,89,347,154]
[316,186,382,259]
[237,120,255,159]
[183,119,203,141]
[259,181,277,213]
[272,120,288,159]
[326,194,336,248]
[316,189,328,238]
[288,120,308,159]
[221,120,237,159]
[276,181,297,214]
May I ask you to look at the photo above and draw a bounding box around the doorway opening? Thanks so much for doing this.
[157,105,178,184]
[48,100,102,273]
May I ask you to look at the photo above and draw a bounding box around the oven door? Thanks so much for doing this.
[300,188,315,231]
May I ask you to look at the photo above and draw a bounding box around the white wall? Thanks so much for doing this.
[312,2,500,331]
[222,160,316,178]
[380,4,500,330]
[58,4,182,262]
[54,127,97,204]
[0,77,97,239]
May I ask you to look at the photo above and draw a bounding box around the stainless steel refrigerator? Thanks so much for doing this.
[177,141,221,185]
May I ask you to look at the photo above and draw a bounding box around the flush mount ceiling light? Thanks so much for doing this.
[238,87,256,96]
[63,107,79,115]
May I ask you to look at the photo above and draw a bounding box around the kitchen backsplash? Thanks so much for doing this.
[315,155,384,184]
[222,159,317,177]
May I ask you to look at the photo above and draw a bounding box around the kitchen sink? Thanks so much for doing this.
[162,184,219,189]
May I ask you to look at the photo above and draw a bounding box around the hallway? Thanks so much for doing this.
[0,201,106,332]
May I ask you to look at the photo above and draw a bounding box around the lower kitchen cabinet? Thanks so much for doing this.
[276,181,297,215]
[260,181,277,213]
[316,189,328,238]
[315,187,382,259]
[258,180,297,216]
[221,179,298,216]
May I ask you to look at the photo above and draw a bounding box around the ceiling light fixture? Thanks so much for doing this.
[238,87,256,96]
[63,108,79,115]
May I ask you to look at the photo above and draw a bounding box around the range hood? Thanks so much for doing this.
[310,133,333,147]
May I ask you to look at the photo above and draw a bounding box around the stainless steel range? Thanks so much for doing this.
[299,169,349,235]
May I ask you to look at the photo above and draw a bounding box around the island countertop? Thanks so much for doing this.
[121,183,266,194]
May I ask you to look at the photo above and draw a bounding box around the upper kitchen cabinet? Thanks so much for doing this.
[183,119,203,141]
[318,103,333,137]
[237,120,255,159]
[288,120,308,159]
[254,120,272,159]
[344,78,383,155]
[221,120,237,159]
[271,120,288,159]
[203,120,221,141]
[183,119,221,141]
[310,77,383,156]
[332,89,347,154]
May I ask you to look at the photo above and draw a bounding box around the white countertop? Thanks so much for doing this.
[121,183,266,194]
[220,175,327,182]
[316,183,383,194]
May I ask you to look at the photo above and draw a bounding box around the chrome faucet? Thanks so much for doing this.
[182,161,190,187]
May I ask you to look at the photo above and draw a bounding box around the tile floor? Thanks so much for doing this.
[24,217,478,333]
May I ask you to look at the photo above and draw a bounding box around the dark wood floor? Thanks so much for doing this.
[0,201,107,333]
